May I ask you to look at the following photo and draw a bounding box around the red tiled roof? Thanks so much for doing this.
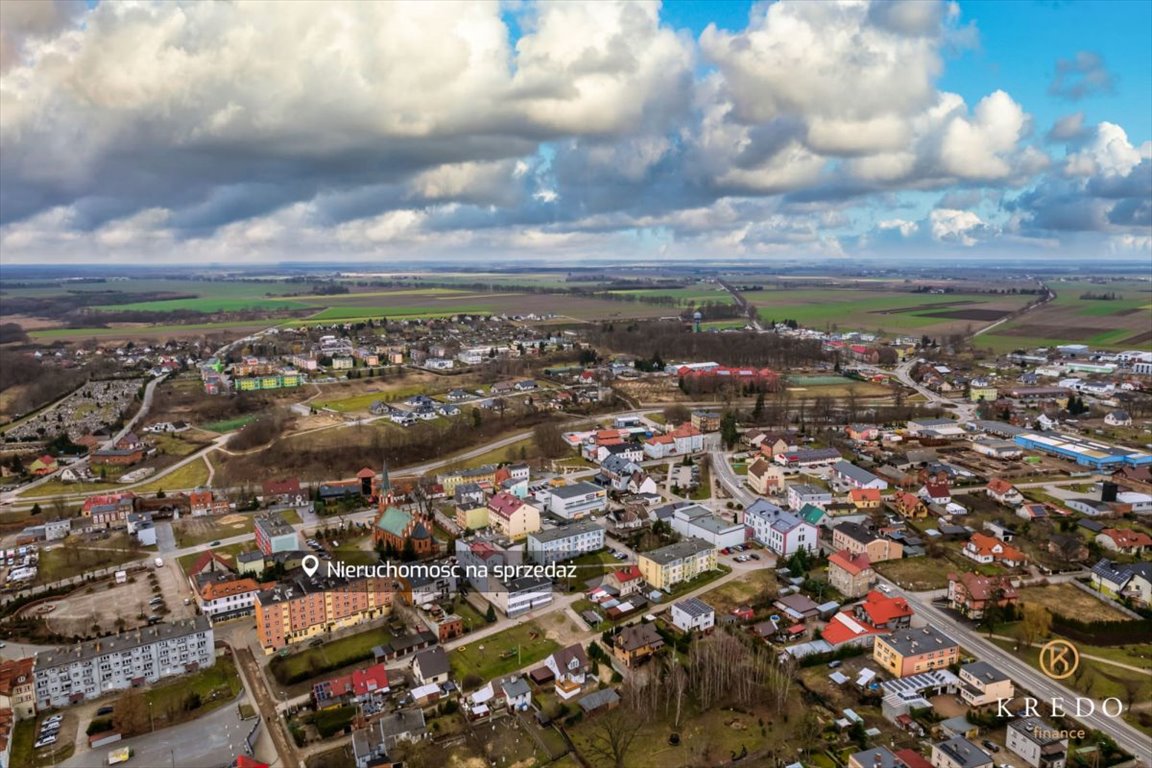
[850,488,881,503]
[896,749,933,768]
[487,491,526,520]
[986,478,1015,495]
[860,590,913,626]
[949,571,1019,601]
[828,549,872,576]
[613,565,642,582]
[821,612,885,646]
[967,532,1027,563]
[1100,528,1152,549]
[356,467,377,479]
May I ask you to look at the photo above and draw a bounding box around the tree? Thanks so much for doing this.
[485,603,497,623]
[662,404,690,425]
[584,683,650,768]
[720,411,739,449]
[113,689,150,736]
[533,421,570,459]
[471,408,482,429]
[1019,603,1052,648]
[752,391,765,421]
[30,503,42,516]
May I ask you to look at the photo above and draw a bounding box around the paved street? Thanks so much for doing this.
[894,584,1152,764]
[60,695,256,768]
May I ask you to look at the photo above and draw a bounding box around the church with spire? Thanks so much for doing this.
[371,461,435,557]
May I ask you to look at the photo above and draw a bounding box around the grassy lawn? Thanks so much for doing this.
[269,627,393,686]
[172,513,255,548]
[453,437,537,469]
[874,556,958,591]
[664,565,733,601]
[10,718,75,768]
[141,654,244,731]
[38,533,144,583]
[689,462,712,500]
[448,598,490,633]
[151,433,211,457]
[698,569,777,615]
[132,456,211,493]
[201,414,258,433]
[449,621,558,683]
[17,478,123,498]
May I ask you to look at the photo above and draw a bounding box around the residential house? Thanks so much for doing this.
[986,479,1024,507]
[849,747,904,768]
[612,622,665,667]
[931,737,993,768]
[873,626,959,678]
[637,538,717,590]
[846,424,881,442]
[670,598,715,633]
[545,644,589,700]
[832,522,904,563]
[850,488,883,510]
[262,477,307,506]
[854,590,913,630]
[606,565,644,597]
[828,550,875,598]
[891,491,929,519]
[1007,718,1067,768]
[643,423,705,459]
[958,661,1014,708]
[1016,503,1049,522]
[962,533,1028,567]
[313,663,392,708]
[82,493,136,529]
[455,502,489,531]
[1047,533,1089,564]
[28,455,58,476]
[1096,528,1152,555]
[1104,410,1132,427]
[745,500,818,556]
[919,480,953,506]
[1090,559,1152,604]
[947,573,1020,619]
[0,658,36,720]
[412,647,451,686]
[194,574,264,620]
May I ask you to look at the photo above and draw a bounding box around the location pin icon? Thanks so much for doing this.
[302,554,320,578]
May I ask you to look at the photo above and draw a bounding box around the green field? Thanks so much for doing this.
[95,296,315,312]
[305,305,490,321]
[132,457,211,493]
[977,278,1152,351]
[28,319,272,340]
[608,286,735,303]
[752,288,1033,334]
[201,414,259,433]
[270,627,392,685]
[449,621,558,684]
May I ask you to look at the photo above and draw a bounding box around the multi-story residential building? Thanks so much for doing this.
[873,626,959,678]
[437,465,498,495]
[745,500,818,556]
[254,512,299,556]
[194,574,264,621]
[1007,718,1067,768]
[788,484,833,511]
[828,550,875,598]
[832,522,904,563]
[958,661,1014,708]
[254,575,394,653]
[670,598,715,633]
[455,502,490,531]
[487,492,541,540]
[668,504,745,549]
[931,737,993,768]
[527,521,605,564]
[637,538,717,590]
[0,658,36,719]
[643,423,705,459]
[34,617,215,708]
[947,573,1019,619]
[538,482,607,520]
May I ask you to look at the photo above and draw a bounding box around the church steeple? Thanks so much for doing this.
[379,459,393,507]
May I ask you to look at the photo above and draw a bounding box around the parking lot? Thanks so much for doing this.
[28,561,195,637]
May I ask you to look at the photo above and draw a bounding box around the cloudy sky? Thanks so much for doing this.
[0,0,1149,264]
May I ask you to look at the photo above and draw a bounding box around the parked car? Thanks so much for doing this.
[983,741,1001,753]
[34,735,57,749]
[96,706,115,716]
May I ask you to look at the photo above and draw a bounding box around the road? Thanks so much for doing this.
[710,449,757,506]
[2,374,168,504]
[895,585,1152,764]
[58,693,256,768]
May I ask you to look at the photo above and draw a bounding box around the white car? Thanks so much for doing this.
[34,735,57,749]
[44,715,64,724]
[877,584,893,594]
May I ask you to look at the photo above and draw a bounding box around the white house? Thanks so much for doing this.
[831,460,889,491]
[745,499,818,556]
[527,521,605,565]
[1104,410,1132,427]
[538,482,608,520]
[671,597,715,633]
[787,484,832,511]
[1006,718,1067,768]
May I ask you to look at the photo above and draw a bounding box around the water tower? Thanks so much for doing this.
[693,310,703,333]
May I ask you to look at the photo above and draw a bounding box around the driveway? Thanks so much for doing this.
[155,521,177,554]
[60,696,256,768]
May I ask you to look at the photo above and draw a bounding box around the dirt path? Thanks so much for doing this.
[235,645,298,767]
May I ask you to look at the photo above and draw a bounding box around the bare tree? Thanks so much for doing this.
[584,679,650,768]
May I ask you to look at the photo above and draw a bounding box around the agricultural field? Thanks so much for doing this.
[751,287,1034,337]
[608,285,735,303]
[976,278,1152,351]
